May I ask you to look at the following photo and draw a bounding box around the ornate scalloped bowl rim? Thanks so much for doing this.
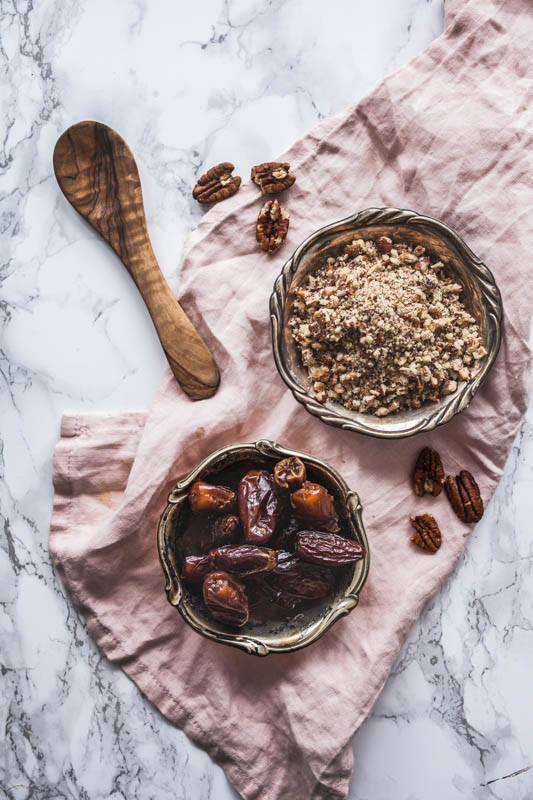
[156,439,369,656]
[270,207,503,440]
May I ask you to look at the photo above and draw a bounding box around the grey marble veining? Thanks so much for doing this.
[1,0,532,798]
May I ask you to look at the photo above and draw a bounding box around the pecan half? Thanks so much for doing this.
[413,447,445,497]
[192,162,241,204]
[256,199,289,252]
[445,470,483,523]
[410,513,442,553]
[251,161,295,194]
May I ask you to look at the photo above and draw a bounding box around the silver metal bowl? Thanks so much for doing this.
[270,207,502,439]
[157,439,369,656]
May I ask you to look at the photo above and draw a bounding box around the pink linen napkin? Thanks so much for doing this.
[50,0,533,797]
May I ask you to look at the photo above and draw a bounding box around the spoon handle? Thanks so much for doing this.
[53,121,220,401]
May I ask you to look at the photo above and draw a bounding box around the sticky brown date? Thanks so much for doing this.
[295,531,365,567]
[270,514,301,550]
[199,514,241,552]
[271,555,334,599]
[181,555,212,585]
[257,577,303,610]
[203,571,249,627]
[209,544,277,576]
[290,481,338,532]
[273,457,306,494]
[237,469,282,545]
[189,481,235,514]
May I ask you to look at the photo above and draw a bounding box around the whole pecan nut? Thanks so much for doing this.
[251,161,295,194]
[192,162,241,204]
[410,513,442,553]
[413,447,445,497]
[256,199,289,252]
[445,470,483,523]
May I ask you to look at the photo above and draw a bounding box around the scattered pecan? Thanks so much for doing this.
[445,470,484,523]
[413,447,445,497]
[251,161,295,194]
[192,162,241,204]
[410,513,442,553]
[256,199,289,252]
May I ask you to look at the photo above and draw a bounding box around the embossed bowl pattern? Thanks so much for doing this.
[270,207,503,439]
[157,440,369,656]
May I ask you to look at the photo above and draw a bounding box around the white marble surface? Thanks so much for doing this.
[1,0,532,798]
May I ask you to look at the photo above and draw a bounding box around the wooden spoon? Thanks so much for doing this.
[53,120,220,401]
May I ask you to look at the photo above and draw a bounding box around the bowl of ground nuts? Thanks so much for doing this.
[157,439,369,656]
[270,207,502,439]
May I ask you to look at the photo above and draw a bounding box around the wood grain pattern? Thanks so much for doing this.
[53,120,220,401]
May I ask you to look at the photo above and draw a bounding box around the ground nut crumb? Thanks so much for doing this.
[288,237,486,416]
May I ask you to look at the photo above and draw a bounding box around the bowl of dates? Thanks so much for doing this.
[157,440,369,656]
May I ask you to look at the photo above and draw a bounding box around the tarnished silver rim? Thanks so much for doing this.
[270,207,503,439]
[156,439,369,656]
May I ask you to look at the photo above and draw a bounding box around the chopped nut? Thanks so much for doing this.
[288,236,485,415]
[192,162,241,204]
[376,236,392,254]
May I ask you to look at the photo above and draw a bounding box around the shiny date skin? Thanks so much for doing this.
[203,571,249,627]
[270,555,334,600]
[290,481,338,532]
[209,544,277,576]
[199,514,241,552]
[237,469,282,545]
[181,554,212,585]
[273,457,306,494]
[270,514,301,551]
[254,576,303,610]
[295,531,365,567]
[189,481,236,514]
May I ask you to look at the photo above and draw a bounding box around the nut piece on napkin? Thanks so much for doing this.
[413,447,445,497]
[256,199,289,252]
[410,513,442,553]
[192,162,241,204]
[445,470,484,522]
[251,161,296,194]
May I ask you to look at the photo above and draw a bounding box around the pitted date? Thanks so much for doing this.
[237,469,282,544]
[181,554,212,585]
[200,514,241,552]
[189,481,235,514]
[259,577,303,610]
[295,531,365,567]
[203,571,249,627]
[273,457,306,494]
[271,514,301,550]
[209,544,277,576]
[271,555,334,599]
[290,481,338,532]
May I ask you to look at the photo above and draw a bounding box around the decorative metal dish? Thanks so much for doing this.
[270,207,502,439]
[157,439,369,656]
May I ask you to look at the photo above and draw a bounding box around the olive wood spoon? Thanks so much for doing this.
[53,120,220,400]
